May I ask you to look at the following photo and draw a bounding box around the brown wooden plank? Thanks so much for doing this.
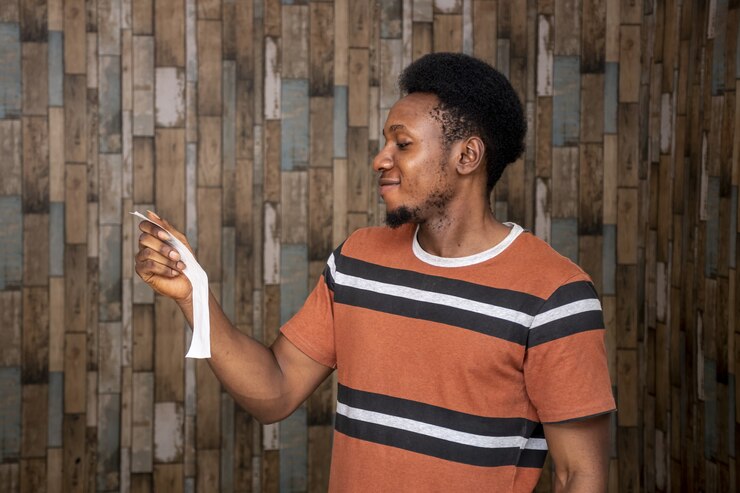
[20,458,46,493]
[64,243,87,335]
[309,96,333,168]
[0,291,22,367]
[617,103,639,187]
[62,414,86,493]
[536,97,553,177]
[348,48,369,128]
[0,120,22,195]
[264,0,281,37]
[22,286,49,383]
[411,22,432,61]
[197,116,222,187]
[22,116,49,213]
[19,0,47,41]
[282,5,309,79]
[154,0,185,67]
[472,1,497,64]
[580,73,604,143]
[21,383,47,457]
[309,3,334,97]
[48,108,64,201]
[307,425,332,492]
[133,136,154,203]
[153,464,183,492]
[133,304,154,372]
[618,24,640,103]
[308,168,333,261]
[63,0,85,73]
[64,75,87,162]
[617,187,638,265]
[551,146,578,218]
[196,360,221,449]
[196,187,222,280]
[579,143,604,234]
[197,0,220,20]
[196,449,219,491]
[554,0,580,55]
[22,42,48,115]
[197,19,222,115]
[347,126,369,213]
[23,213,49,286]
[64,333,87,413]
[616,264,638,349]
[348,0,370,48]
[154,128,186,226]
[264,119,281,203]
[133,0,153,34]
[154,296,184,402]
[433,14,462,52]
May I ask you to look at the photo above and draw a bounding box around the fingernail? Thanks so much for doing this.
[172,269,179,276]
[147,210,161,219]
[169,250,180,260]
[158,231,171,241]
[177,261,186,270]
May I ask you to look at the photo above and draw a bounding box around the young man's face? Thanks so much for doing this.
[373,92,457,228]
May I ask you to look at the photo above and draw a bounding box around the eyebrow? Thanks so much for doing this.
[382,124,406,137]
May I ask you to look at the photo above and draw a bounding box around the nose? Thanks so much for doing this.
[372,144,393,173]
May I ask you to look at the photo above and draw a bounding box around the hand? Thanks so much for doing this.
[134,210,194,305]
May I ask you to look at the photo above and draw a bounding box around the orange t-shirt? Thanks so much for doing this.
[281,223,616,492]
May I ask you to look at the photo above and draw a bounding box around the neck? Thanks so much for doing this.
[415,197,511,258]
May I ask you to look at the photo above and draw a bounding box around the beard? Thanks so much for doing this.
[385,205,418,228]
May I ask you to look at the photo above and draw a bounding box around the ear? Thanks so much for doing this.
[455,137,485,176]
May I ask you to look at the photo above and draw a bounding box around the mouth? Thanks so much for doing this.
[378,178,400,196]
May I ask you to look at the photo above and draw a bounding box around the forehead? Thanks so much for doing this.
[384,93,442,133]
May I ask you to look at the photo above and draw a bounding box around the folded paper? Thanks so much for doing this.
[130,211,211,358]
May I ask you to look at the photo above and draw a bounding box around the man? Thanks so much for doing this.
[136,53,615,492]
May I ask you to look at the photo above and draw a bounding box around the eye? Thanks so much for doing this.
[397,142,411,149]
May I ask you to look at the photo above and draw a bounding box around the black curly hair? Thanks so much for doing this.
[398,52,526,193]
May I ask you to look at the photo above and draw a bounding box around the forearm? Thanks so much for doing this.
[554,471,607,493]
[178,292,292,423]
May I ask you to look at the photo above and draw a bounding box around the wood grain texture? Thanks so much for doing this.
[1,2,735,491]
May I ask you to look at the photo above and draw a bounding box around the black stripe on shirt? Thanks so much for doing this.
[338,384,542,438]
[526,310,605,347]
[335,254,544,316]
[333,284,530,345]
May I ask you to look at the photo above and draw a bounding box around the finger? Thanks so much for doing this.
[138,219,173,243]
[135,256,182,278]
[136,245,186,272]
[138,232,182,262]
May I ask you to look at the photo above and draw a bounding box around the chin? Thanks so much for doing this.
[385,206,417,229]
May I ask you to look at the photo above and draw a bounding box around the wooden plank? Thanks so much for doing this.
[308,168,333,260]
[21,41,48,115]
[64,75,87,162]
[154,296,184,402]
[618,24,640,103]
[616,187,638,264]
[63,0,85,74]
[155,67,185,128]
[580,73,604,143]
[98,55,123,152]
[196,187,222,281]
[379,39,402,110]
[133,137,154,203]
[0,23,21,118]
[411,21,432,61]
[348,48,369,127]
[0,291,22,367]
[309,3,333,97]
[309,97,333,168]
[282,5,309,79]
[334,0,348,85]
[552,56,580,146]
[62,414,86,493]
[47,447,63,493]
[20,458,46,492]
[0,367,21,462]
[473,1,497,65]
[0,197,22,290]
[154,128,186,226]
[281,79,310,170]
[132,304,154,372]
[197,116,222,186]
[347,126,369,213]
[153,464,183,491]
[48,110,64,204]
[131,372,154,473]
[22,116,49,213]
[22,286,49,383]
[64,244,87,336]
[19,0,46,41]
[433,14,462,52]
[332,158,348,246]
[133,35,155,136]
[263,119,281,203]
[616,264,637,349]
[154,0,184,67]
[98,0,121,55]
[281,171,308,244]
[196,359,221,449]
[153,402,184,462]
[196,0,219,19]
[48,371,63,448]
[63,332,86,414]
[96,393,120,490]
[617,102,639,187]
[0,120,22,194]
[21,383,47,457]
[263,0,281,37]
[579,143,604,234]
[264,35,281,119]
[348,0,370,48]
[196,449,219,491]
[551,146,578,218]
[197,19,222,115]
[132,0,152,34]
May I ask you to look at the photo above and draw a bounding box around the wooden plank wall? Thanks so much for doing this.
[0,0,737,491]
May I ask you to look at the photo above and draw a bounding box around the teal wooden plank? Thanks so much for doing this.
[604,63,618,134]
[49,202,64,276]
[602,224,616,295]
[280,243,308,324]
[99,55,122,153]
[0,367,21,462]
[97,393,121,491]
[47,371,63,447]
[333,85,347,158]
[279,405,307,492]
[551,218,578,263]
[99,225,122,321]
[281,78,310,170]
[0,23,22,119]
[380,0,402,39]
[48,30,63,106]
[703,359,716,460]
[730,186,737,269]
[552,56,580,146]
[705,177,719,277]
[0,196,23,290]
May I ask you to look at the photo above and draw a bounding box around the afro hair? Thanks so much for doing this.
[398,52,526,193]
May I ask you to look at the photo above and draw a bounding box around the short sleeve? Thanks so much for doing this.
[280,254,338,369]
[523,275,616,423]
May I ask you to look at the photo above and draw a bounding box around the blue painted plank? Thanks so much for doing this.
[603,63,618,134]
[99,55,122,153]
[99,225,122,321]
[0,23,21,119]
[602,224,616,295]
[0,367,21,462]
[279,405,307,492]
[551,218,578,263]
[49,202,64,276]
[280,244,308,325]
[0,196,23,289]
[552,56,580,146]
[705,177,719,277]
[48,31,64,106]
[281,79,310,170]
[333,86,348,158]
[47,371,63,447]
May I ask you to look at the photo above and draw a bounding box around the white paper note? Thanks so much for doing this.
[130,211,211,358]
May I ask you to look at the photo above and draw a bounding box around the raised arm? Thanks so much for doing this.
[134,211,333,423]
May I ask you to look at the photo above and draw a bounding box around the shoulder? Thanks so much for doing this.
[337,225,415,259]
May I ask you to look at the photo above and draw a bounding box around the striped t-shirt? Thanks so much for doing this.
[281,223,616,492]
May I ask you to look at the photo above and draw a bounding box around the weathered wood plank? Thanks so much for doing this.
[22,286,49,383]
[197,19,222,115]
[153,402,184,462]
[64,75,87,163]
[281,79,310,170]
[22,116,49,213]
[154,296,184,402]
[0,196,23,290]
[433,14,462,52]
[0,367,21,462]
